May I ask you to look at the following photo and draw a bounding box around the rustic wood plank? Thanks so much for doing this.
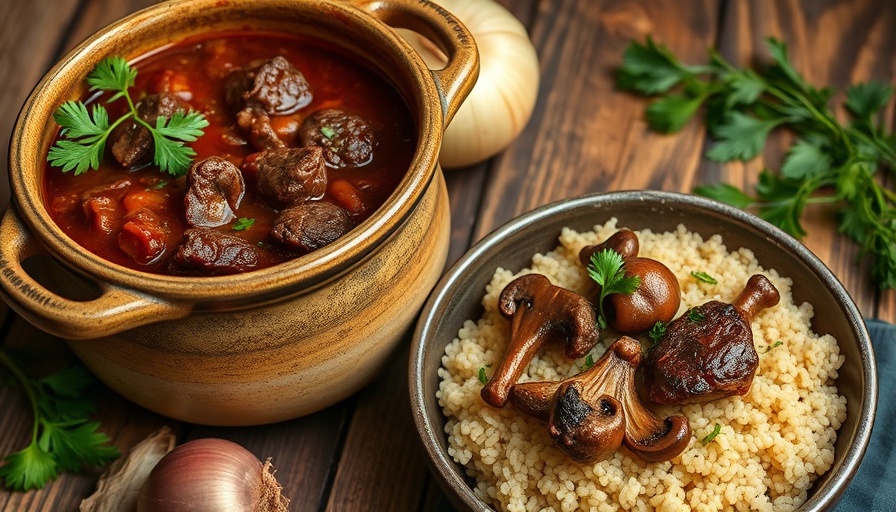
[0,0,80,208]
[473,0,721,239]
[710,0,896,320]
[324,343,430,511]
[64,0,161,53]
[0,320,171,511]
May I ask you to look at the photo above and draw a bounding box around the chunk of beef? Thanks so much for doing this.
[109,93,189,168]
[81,179,132,234]
[235,108,286,151]
[643,275,780,405]
[298,109,375,168]
[184,157,246,228]
[271,202,351,253]
[224,56,312,115]
[253,146,327,206]
[169,229,260,276]
[117,208,172,265]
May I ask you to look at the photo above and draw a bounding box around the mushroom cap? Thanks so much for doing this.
[483,273,599,408]
[605,257,681,334]
[548,383,625,463]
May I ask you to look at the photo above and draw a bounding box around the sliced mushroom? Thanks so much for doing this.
[580,229,681,334]
[184,157,246,228]
[511,336,691,463]
[481,273,599,408]
[643,274,781,405]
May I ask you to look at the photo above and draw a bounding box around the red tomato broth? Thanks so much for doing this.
[43,31,416,275]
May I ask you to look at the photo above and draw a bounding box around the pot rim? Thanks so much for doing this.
[7,0,454,301]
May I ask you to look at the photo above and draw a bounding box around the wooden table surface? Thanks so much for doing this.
[1,0,894,510]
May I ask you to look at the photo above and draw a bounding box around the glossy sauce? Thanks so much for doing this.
[43,31,416,274]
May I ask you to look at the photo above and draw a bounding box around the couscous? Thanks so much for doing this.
[437,219,846,511]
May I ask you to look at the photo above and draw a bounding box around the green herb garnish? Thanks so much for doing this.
[648,321,667,344]
[0,350,119,491]
[760,340,784,353]
[701,423,722,445]
[587,249,641,326]
[617,36,896,289]
[47,56,208,176]
[580,353,595,370]
[232,217,256,231]
[690,271,718,285]
[320,126,336,139]
[687,308,706,322]
[478,367,488,385]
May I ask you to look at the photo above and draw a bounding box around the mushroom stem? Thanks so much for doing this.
[481,273,599,407]
[732,274,780,320]
[510,337,691,463]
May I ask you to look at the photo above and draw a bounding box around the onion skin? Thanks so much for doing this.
[401,0,540,168]
[137,438,288,512]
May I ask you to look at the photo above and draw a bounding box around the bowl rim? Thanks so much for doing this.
[409,189,877,511]
[7,0,445,301]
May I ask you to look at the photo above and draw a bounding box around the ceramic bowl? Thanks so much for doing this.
[410,190,877,511]
[0,0,478,425]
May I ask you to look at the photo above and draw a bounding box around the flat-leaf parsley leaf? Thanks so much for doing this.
[47,56,207,177]
[587,249,641,326]
[617,36,896,289]
[0,349,118,491]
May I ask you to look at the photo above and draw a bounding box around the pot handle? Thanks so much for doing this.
[0,207,188,340]
[355,0,479,126]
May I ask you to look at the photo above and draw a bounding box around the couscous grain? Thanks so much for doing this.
[437,219,846,511]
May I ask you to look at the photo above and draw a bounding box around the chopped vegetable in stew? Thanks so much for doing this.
[44,31,416,276]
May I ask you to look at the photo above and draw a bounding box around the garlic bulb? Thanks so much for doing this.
[401,0,540,168]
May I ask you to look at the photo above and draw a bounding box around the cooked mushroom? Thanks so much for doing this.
[481,273,600,408]
[184,157,246,228]
[511,336,691,463]
[643,274,781,405]
[580,229,681,334]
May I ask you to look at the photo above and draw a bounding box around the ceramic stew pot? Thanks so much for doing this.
[0,0,478,425]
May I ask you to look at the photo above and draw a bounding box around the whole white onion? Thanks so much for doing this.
[401,0,540,168]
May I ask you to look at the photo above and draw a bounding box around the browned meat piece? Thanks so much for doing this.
[271,202,351,252]
[109,93,189,168]
[253,146,327,207]
[184,157,246,228]
[224,56,312,115]
[81,179,132,234]
[643,275,781,405]
[169,229,260,276]
[235,108,286,151]
[298,109,374,168]
[117,208,173,265]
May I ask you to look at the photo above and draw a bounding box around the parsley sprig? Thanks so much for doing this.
[0,349,119,491]
[587,249,641,326]
[617,37,896,289]
[47,56,207,176]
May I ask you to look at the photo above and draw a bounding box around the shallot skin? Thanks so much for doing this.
[137,438,288,512]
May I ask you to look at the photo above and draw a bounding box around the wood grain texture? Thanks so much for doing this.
[712,0,896,318]
[1,0,894,510]
[0,0,80,208]
[474,0,720,240]
[325,345,430,511]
